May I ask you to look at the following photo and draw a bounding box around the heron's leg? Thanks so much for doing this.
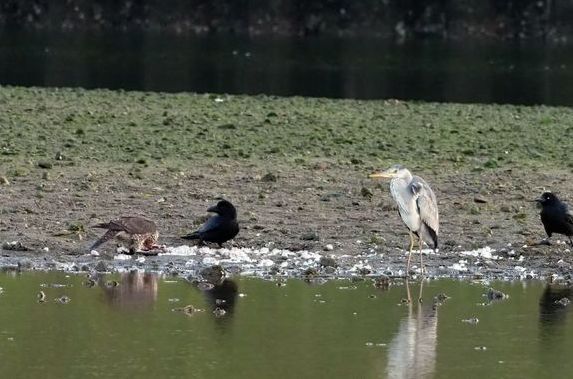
[406,232,414,275]
[419,236,425,275]
[405,279,412,303]
[418,277,424,303]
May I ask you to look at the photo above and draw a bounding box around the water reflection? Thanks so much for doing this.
[203,279,239,317]
[387,280,439,379]
[539,285,573,326]
[99,271,158,311]
[1,29,573,105]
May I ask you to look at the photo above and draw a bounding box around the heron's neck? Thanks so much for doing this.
[391,171,413,186]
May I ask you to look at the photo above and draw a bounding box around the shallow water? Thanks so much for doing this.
[0,271,572,378]
[1,30,573,105]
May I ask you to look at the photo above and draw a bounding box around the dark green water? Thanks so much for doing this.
[2,30,573,105]
[0,272,571,378]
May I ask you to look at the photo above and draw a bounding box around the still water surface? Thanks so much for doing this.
[1,30,573,105]
[0,271,571,378]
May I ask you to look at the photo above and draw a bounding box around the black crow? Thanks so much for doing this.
[536,192,573,246]
[182,200,239,246]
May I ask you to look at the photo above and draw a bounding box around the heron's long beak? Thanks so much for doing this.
[368,171,394,179]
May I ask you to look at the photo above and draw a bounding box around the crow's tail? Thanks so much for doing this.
[181,231,200,240]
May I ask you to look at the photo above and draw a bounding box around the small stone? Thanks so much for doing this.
[200,265,225,284]
[37,291,46,303]
[555,297,571,307]
[3,241,29,251]
[260,172,277,182]
[434,293,450,304]
[38,161,53,169]
[319,256,337,267]
[500,205,511,213]
[0,176,9,185]
[487,288,508,301]
[213,307,227,317]
[374,275,390,289]
[361,187,374,199]
[55,296,71,304]
[324,244,334,251]
[94,261,109,272]
[301,232,319,241]
[462,317,479,324]
[197,282,215,291]
[474,195,488,204]
[303,267,319,278]
[172,304,201,316]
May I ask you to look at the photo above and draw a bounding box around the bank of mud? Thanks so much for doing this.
[1,87,573,281]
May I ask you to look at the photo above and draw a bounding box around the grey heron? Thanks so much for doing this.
[369,164,439,275]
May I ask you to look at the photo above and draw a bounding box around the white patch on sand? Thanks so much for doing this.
[114,254,132,260]
[458,246,500,260]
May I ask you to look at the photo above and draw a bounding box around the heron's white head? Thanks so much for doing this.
[368,164,411,180]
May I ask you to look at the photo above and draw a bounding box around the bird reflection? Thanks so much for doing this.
[203,279,239,318]
[192,265,239,321]
[539,284,573,330]
[386,280,441,379]
[99,271,158,311]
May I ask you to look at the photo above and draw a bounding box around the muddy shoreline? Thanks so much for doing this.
[2,87,573,281]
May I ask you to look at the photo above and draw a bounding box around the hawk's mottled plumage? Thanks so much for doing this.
[90,216,160,253]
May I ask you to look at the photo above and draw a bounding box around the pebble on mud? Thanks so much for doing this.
[37,161,53,169]
[94,261,109,272]
[301,232,319,241]
[474,195,488,204]
[319,256,337,268]
[260,172,278,182]
[37,291,46,303]
[3,241,30,252]
[0,176,9,185]
[360,187,374,199]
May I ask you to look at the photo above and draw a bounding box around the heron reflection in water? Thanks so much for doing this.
[386,280,444,379]
[100,271,158,311]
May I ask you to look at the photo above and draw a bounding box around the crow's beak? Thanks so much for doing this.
[534,197,543,203]
[207,205,219,213]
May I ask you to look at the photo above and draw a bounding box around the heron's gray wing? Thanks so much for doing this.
[116,217,157,234]
[390,181,413,220]
[411,177,439,235]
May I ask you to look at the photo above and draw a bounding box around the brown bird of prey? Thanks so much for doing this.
[89,216,161,254]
